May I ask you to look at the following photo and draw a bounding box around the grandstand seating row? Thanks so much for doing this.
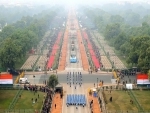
[21,55,39,70]
[36,55,47,70]
[101,56,112,69]
[66,94,86,106]
[103,46,115,56]
[94,31,126,69]
[38,31,51,51]
[110,56,126,69]
[43,50,49,55]
[21,31,51,70]
[91,35,105,56]
[90,33,112,69]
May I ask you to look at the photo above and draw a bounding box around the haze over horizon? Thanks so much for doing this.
[0,0,149,6]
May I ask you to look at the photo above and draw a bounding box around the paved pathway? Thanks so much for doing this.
[62,9,90,113]
[51,93,63,113]
[21,8,117,113]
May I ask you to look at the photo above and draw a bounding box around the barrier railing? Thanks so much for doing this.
[2,109,41,113]
[106,110,149,113]
[97,88,107,113]
[7,87,23,111]
[0,85,22,90]
[97,84,148,113]
[128,90,144,112]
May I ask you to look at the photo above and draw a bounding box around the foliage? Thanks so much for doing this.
[82,6,150,73]
[0,9,57,70]
[48,74,58,88]
[0,5,51,24]
[0,38,22,68]
[104,23,121,40]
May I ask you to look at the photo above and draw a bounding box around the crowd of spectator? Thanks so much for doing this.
[23,84,54,113]
[41,89,53,113]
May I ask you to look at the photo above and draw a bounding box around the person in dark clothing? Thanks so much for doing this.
[55,104,56,109]
[110,97,112,102]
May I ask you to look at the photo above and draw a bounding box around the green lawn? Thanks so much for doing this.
[0,89,46,112]
[14,90,46,109]
[103,90,138,112]
[0,90,18,109]
[133,90,150,112]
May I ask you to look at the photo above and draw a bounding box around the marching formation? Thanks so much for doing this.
[67,72,82,87]
[66,72,87,109]
[66,94,86,107]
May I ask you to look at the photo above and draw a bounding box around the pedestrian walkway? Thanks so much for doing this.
[58,30,69,71]
[88,94,101,113]
[51,93,63,113]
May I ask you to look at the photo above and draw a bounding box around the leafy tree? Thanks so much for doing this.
[0,38,22,69]
[114,32,127,50]
[127,36,150,72]
[0,25,16,40]
[104,23,121,40]
[48,74,58,88]
[124,11,140,26]
[110,15,124,24]
[82,6,150,72]
[120,41,131,55]
[0,9,58,70]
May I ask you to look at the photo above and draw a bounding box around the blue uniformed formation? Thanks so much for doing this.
[66,72,86,108]
[66,94,86,106]
[67,72,82,87]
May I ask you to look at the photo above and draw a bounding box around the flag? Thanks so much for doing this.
[137,74,150,85]
[0,74,13,84]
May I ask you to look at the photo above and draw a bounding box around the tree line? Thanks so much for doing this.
[0,5,52,27]
[81,6,150,73]
[0,7,60,70]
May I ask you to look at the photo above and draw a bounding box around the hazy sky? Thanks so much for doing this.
[0,0,149,5]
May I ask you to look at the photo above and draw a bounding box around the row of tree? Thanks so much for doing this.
[81,7,150,73]
[0,8,60,70]
[0,5,52,26]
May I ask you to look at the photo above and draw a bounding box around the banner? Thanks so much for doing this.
[137,74,150,85]
[0,74,13,84]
